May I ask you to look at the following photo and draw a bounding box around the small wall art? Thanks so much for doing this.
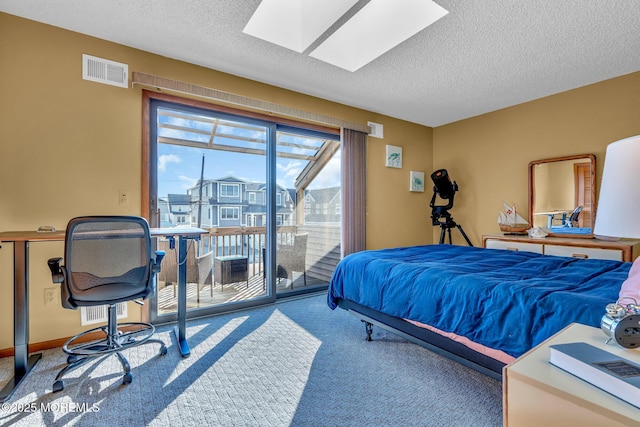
[385,145,402,168]
[410,171,425,192]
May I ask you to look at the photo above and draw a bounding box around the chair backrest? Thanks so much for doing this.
[293,234,308,253]
[157,238,198,284]
[196,251,213,285]
[565,205,583,227]
[62,216,154,307]
[569,205,583,221]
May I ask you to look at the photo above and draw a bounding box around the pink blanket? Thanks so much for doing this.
[404,319,516,365]
[619,257,640,303]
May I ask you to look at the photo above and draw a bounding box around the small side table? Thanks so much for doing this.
[214,255,248,291]
[503,323,640,427]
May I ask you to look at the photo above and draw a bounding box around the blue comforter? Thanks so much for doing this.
[327,245,630,358]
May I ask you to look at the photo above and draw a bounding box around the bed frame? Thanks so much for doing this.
[337,298,505,380]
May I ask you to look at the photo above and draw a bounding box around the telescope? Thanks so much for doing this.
[431,169,457,200]
[429,169,472,246]
[430,169,458,214]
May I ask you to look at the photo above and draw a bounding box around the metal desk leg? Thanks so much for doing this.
[0,241,42,402]
[172,236,190,358]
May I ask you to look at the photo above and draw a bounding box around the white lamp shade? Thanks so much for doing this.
[593,135,640,238]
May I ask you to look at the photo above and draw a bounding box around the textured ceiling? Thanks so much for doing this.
[2,1,640,127]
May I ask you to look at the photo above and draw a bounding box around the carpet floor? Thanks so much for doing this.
[0,293,502,426]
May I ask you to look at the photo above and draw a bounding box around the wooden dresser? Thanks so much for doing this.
[482,234,640,262]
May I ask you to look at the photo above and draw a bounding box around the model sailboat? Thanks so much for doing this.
[497,201,530,233]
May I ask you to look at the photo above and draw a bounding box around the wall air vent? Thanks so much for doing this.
[80,302,128,326]
[82,54,128,88]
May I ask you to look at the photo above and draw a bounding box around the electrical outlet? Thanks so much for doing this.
[44,287,59,306]
[119,190,129,205]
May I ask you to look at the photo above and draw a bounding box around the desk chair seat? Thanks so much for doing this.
[48,216,167,393]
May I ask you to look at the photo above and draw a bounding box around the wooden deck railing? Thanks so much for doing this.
[200,226,298,278]
[160,225,341,284]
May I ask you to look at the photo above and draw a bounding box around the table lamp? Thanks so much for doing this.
[594,135,640,348]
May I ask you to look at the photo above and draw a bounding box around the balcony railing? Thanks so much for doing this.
[203,225,298,279]
[156,224,341,313]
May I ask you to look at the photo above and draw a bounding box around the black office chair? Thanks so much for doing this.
[48,216,167,392]
[564,206,583,227]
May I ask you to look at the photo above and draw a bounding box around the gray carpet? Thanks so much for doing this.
[0,294,502,426]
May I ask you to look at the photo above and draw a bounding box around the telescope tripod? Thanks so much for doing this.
[432,210,473,246]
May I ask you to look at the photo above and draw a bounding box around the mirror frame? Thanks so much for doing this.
[528,154,596,239]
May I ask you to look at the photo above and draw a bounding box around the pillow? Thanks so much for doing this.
[619,257,640,303]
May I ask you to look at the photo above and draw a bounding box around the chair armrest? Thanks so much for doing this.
[47,257,64,283]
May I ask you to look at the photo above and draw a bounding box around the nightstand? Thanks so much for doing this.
[503,323,640,427]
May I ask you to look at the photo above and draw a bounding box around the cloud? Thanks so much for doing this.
[178,175,198,189]
[277,160,304,188]
[158,154,181,172]
[308,151,341,189]
[275,151,342,189]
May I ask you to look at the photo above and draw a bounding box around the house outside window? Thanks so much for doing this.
[221,183,240,198]
[220,206,240,220]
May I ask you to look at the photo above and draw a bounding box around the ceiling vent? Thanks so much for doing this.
[82,54,128,88]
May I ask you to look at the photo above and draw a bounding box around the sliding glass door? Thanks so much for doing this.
[145,93,341,323]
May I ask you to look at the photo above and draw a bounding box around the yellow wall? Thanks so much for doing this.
[433,71,640,245]
[3,12,640,350]
[0,13,433,348]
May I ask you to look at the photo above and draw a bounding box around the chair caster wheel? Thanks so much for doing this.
[159,345,167,356]
[52,380,65,393]
[67,355,78,364]
[122,372,133,384]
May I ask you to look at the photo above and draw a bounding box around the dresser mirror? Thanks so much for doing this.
[528,154,596,238]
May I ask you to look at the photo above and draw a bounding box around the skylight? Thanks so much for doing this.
[242,0,359,53]
[243,0,448,72]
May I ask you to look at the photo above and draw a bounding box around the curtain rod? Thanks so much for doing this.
[131,72,371,134]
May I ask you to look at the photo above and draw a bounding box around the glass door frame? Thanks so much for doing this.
[145,94,277,324]
[142,91,341,324]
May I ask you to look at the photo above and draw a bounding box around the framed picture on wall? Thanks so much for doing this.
[410,171,425,192]
[386,145,402,168]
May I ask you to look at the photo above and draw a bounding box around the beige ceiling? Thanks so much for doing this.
[2,0,640,127]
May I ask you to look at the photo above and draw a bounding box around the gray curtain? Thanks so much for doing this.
[341,128,367,256]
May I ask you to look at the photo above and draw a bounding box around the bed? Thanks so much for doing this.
[327,244,631,379]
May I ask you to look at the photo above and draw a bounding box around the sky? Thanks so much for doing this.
[157,143,341,197]
[156,106,341,197]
